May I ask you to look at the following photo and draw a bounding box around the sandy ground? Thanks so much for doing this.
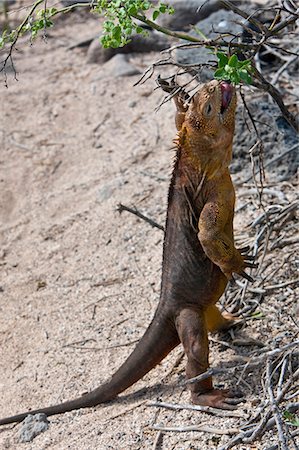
[0,6,298,450]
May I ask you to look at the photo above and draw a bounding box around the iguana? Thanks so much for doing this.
[0,79,254,426]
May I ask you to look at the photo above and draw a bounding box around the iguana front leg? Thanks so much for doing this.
[198,177,254,280]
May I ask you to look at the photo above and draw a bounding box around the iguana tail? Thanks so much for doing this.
[0,311,179,425]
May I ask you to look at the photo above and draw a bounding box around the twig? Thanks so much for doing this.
[242,368,299,444]
[105,400,146,421]
[266,430,299,450]
[220,0,268,33]
[271,52,299,85]
[147,400,245,418]
[117,203,164,231]
[252,69,299,132]
[153,430,163,450]
[271,236,299,250]
[264,279,299,291]
[63,339,139,351]
[239,143,299,185]
[1,0,44,82]
[183,341,299,387]
[151,423,239,435]
[266,359,289,450]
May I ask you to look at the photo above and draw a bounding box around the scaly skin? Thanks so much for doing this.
[169,79,253,407]
[0,80,252,426]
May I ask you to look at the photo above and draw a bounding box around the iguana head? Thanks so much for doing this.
[175,80,237,176]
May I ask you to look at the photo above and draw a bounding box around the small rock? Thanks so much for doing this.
[175,10,243,81]
[104,54,141,78]
[157,0,222,30]
[18,414,49,443]
[234,100,298,181]
[196,9,243,38]
[96,179,123,202]
[87,32,169,65]
[87,39,116,65]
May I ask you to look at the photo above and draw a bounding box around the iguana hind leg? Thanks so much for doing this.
[204,305,235,333]
[176,308,243,410]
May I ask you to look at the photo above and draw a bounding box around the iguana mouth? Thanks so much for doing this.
[220,81,234,114]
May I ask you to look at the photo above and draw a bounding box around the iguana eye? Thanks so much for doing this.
[204,102,213,117]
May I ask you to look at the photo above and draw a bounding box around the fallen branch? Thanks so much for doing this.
[117,203,164,231]
[147,400,245,418]
[151,423,239,435]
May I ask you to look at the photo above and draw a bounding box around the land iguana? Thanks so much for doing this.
[0,79,255,426]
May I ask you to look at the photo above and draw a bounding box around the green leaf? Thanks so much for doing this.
[283,411,299,427]
[217,52,228,68]
[112,25,121,39]
[110,38,121,48]
[152,10,160,20]
[228,54,238,68]
[124,27,133,35]
[103,21,114,32]
[214,68,226,79]
[230,71,240,84]
[237,58,251,68]
[239,69,252,84]
[127,5,137,15]
[250,311,264,319]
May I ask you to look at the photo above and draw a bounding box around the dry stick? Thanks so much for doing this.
[105,400,146,422]
[133,13,260,50]
[220,400,299,449]
[147,400,245,418]
[243,368,299,444]
[220,0,268,33]
[240,143,299,185]
[266,359,289,450]
[152,430,163,450]
[271,52,299,85]
[237,278,299,295]
[183,341,299,387]
[252,70,299,132]
[271,236,299,250]
[277,355,290,399]
[62,339,139,352]
[151,423,239,435]
[266,431,299,450]
[117,203,164,232]
[265,279,299,291]
[0,0,44,81]
[220,416,294,450]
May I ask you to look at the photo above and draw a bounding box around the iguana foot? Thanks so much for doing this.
[218,311,244,331]
[204,306,242,333]
[191,388,244,410]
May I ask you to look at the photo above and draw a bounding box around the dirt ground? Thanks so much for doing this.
[0,5,298,450]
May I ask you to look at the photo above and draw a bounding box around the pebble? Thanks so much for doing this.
[18,414,49,443]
